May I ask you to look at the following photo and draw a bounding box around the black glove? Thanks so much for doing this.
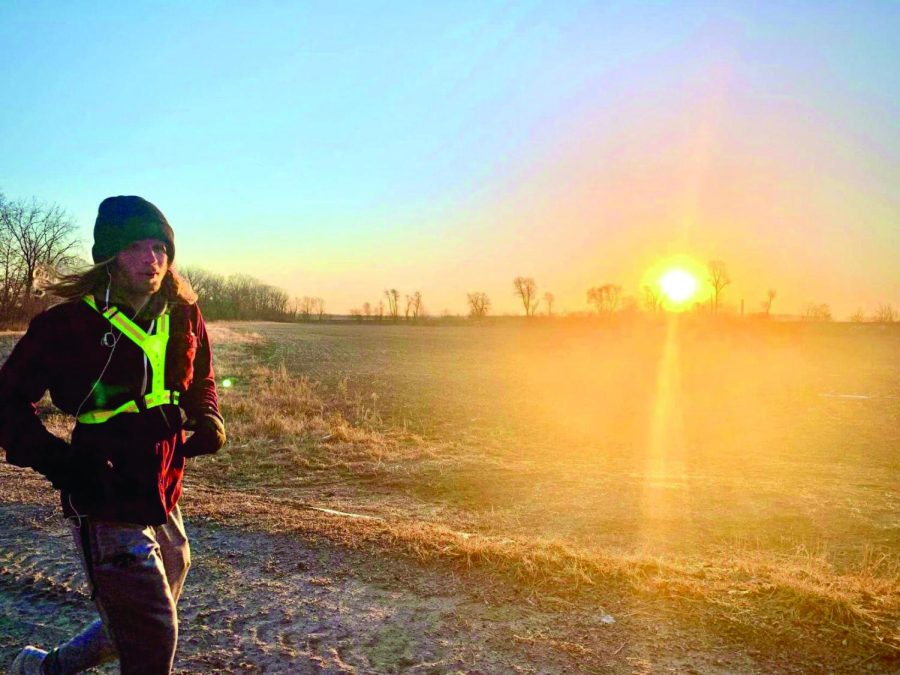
[39,443,109,494]
[42,456,84,492]
[181,413,226,458]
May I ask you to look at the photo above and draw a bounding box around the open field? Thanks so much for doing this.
[211,319,899,564]
[193,317,899,669]
[1,317,898,672]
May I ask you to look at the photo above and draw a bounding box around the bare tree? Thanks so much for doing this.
[384,288,400,321]
[296,296,315,320]
[3,198,80,293]
[642,285,661,314]
[803,303,832,321]
[285,296,301,320]
[873,304,898,323]
[179,268,231,319]
[707,260,730,314]
[467,292,490,318]
[409,291,423,320]
[180,266,220,303]
[362,301,372,319]
[849,308,866,323]
[313,297,325,320]
[0,211,25,320]
[0,196,80,322]
[607,284,622,312]
[513,276,538,317]
[543,292,555,317]
[761,288,777,316]
[586,284,622,314]
[222,274,254,319]
[376,300,385,320]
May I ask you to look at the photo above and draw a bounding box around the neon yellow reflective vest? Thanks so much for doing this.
[78,295,180,424]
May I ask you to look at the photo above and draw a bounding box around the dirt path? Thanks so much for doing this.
[0,470,789,674]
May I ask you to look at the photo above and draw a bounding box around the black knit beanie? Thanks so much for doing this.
[92,196,175,263]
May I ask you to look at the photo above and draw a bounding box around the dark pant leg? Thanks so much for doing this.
[50,616,116,674]
[88,520,178,675]
[155,504,191,602]
[44,524,119,675]
[51,509,191,675]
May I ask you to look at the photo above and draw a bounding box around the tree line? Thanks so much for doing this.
[178,267,329,322]
[348,289,425,322]
[1,189,896,327]
[179,267,298,321]
[463,263,896,323]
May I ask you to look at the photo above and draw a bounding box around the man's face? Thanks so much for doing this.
[115,238,169,297]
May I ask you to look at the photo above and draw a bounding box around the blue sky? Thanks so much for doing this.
[1,1,897,315]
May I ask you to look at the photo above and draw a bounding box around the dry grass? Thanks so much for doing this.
[390,522,899,656]
[199,346,445,490]
[193,321,900,664]
[184,478,898,663]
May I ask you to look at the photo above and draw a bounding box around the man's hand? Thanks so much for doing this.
[181,413,226,458]
[40,445,109,494]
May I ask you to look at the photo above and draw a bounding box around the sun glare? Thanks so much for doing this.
[660,269,699,303]
[641,254,709,312]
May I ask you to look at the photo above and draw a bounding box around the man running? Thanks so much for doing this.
[0,196,226,674]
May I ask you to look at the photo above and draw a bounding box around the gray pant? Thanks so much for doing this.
[50,505,191,675]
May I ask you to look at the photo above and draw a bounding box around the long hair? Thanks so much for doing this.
[41,258,197,317]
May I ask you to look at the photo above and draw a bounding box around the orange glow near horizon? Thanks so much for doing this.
[642,255,711,312]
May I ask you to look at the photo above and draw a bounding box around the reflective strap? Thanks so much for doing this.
[79,295,174,425]
[77,398,140,424]
[110,312,146,347]
[144,316,168,394]
[145,388,179,408]
[77,389,180,424]
[83,295,170,350]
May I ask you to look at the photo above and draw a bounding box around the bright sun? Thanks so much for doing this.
[659,268,699,303]
[641,254,709,311]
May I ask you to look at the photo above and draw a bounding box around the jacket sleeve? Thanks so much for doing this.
[0,312,71,475]
[181,303,221,423]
